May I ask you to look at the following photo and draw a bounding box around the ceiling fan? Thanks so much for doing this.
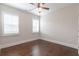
[30,3,49,13]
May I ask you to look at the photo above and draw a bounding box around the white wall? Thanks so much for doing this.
[40,5,78,49]
[0,4,39,49]
[0,4,78,49]
[78,5,79,53]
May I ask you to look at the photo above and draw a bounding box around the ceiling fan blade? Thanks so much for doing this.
[30,3,34,5]
[30,3,49,10]
[38,3,41,8]
[41,7,49,10]
[29,3,35,5]
[30,3,37,6]
[30,3,39,8]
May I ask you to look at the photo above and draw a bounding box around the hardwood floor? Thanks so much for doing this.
[0,49,1,55]
[0,39,78,56]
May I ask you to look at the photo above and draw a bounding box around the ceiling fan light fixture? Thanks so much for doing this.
[38,7,42,13]
[30,3,50,16]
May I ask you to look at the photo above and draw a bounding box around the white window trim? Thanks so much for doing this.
[1,12,19,36]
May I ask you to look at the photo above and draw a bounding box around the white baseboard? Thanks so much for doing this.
[40,37,78,49]
[0,37,39,49]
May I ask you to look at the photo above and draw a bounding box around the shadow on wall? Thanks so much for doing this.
[41,33,77,49]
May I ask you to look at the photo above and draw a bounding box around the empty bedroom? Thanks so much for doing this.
[0,3,78,56]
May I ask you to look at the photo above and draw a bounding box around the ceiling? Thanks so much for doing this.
[3,3,74,16]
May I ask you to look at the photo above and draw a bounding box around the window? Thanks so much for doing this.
[32,19,39,33]
[2,13,19,35]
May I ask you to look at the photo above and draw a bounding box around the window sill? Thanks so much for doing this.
[0,33,19,37]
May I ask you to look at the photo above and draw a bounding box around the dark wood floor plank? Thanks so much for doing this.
[0,39,78,56]
[0,50,1,55]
